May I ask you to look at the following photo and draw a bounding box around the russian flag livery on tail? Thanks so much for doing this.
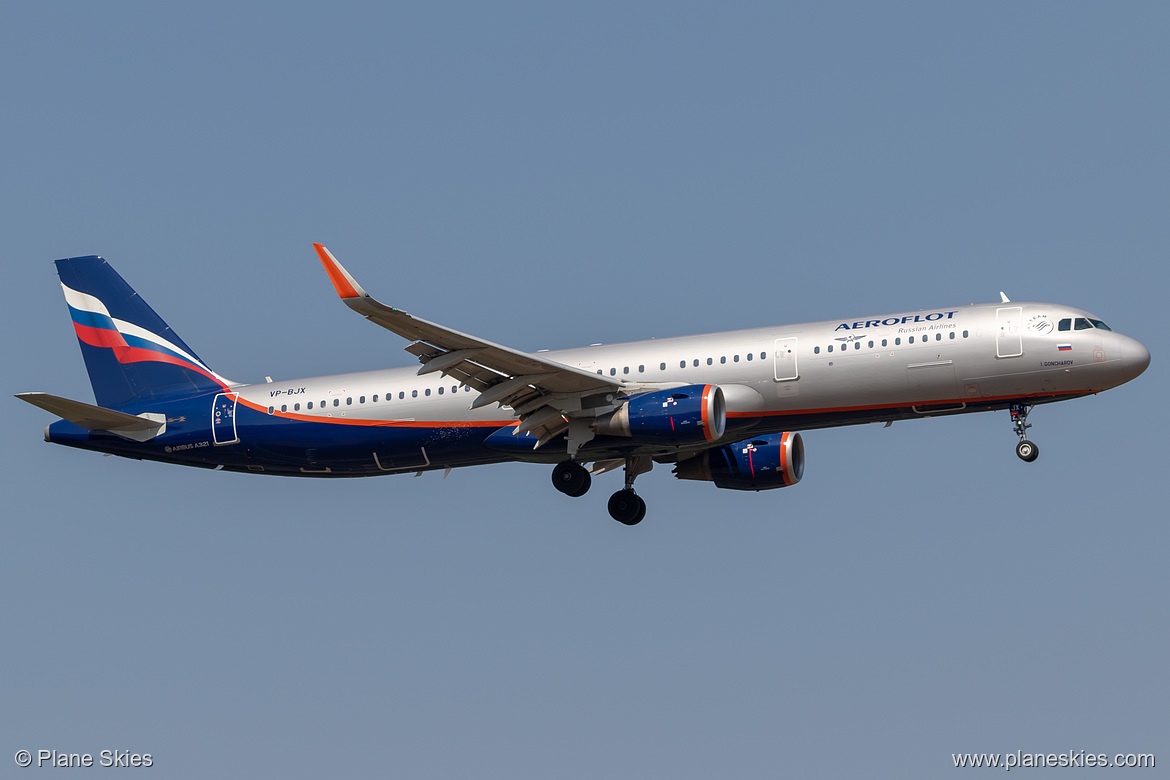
[56,256,233,408]
[18,246,1150,525]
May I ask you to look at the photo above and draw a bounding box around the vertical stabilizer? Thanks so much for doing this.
[55,255,231,408]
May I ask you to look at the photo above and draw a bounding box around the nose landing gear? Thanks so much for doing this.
[1010,403,1039,462]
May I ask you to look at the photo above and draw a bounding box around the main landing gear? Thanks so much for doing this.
[608,457,651,526]
[1010,403,1039,462]
[552,460,591,497]
[551,456,650,525]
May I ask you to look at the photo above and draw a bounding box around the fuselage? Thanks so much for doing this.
[46,300,1150,477]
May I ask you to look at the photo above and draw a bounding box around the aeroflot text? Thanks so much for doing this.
[835,311,958,331]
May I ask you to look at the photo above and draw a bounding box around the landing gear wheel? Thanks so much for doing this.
[552,460,591,497]
[1015,440,1039,462]
[608,489,647,525]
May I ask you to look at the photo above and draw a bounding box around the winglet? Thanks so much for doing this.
[314,243,368,300]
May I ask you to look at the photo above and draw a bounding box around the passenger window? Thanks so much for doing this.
[372,394,378,402]
[1058,318,1072,331]
[827,344,833,353]
[814,346,820,354]
[638,365,645,373]
[720,356,726,364]
[694,359,700,367]
[425,388,431,396]
[610,367,616,376]
[868,341,874,348]
[936,333,941,341]
[359,396,366,403]
[453,386,458,393]
[949,332,955,340]
[854,342,860,350]
[307,402,313,410]
[399,392,405,400]
[680,360,686,368]
[438,387,444,395]
[760,352,766,360]
[746,353,753,361]
[707,358,713,366]
[733,355,739,362]
[346,397,352,405]
[294,403,300,411]
[962,331,968,338]
[909,336,915,344]
[623,367,629,375]
[412,390,418,398]
[895,338,901,345]
[882,339,887,347]
[660,362,667,370]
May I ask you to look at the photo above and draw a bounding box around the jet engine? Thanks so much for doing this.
[674,431,804,491]
[594,384,726,445]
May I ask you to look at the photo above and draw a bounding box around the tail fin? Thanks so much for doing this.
[55,255,232,408]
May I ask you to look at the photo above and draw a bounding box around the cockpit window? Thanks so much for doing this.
[1074,317,1093,330]
[1058,318,1071,332]
[1089,318,1112,331]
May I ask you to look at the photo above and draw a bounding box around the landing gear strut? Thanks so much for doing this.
[552,460,591,497]
[1010,403,1039,462]
[608,457,651,525]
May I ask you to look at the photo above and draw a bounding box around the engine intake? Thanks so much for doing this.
[674,431,804,491]
[594,384,726,445]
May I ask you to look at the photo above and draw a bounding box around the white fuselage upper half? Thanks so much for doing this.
[235,301,1149,441]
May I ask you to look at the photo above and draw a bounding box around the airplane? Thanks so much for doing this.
[17,245,1150,525]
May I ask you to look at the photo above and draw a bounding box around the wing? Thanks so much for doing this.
[313,244,625,449]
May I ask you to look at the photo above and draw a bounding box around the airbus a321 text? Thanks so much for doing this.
[18,246,1150,525]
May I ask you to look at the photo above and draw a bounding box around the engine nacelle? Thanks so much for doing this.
[594,384,726,445]
[674,432,804,491]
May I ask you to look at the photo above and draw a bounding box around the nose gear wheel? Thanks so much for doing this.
[1010,403,1039,462]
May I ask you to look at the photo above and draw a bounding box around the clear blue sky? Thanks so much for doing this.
[3,3,1166,777]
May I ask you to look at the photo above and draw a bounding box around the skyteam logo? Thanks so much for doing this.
[835,310,958,331]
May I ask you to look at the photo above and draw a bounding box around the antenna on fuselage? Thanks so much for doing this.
[999,292,1011,303]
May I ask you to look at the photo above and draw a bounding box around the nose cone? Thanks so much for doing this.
[1119,335,1151,384]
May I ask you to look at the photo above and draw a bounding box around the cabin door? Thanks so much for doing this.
[773,337,799,381]
[996,307,1023,358]
[212,393,240,445]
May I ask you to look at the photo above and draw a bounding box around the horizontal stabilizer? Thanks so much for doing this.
[15,392,163,432]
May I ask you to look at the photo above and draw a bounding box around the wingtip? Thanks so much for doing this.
[313,243,366,299]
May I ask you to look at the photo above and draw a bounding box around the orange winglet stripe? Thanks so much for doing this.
[313,243,361,299]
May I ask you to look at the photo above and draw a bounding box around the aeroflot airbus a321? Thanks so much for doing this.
[18,245,1150,525]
